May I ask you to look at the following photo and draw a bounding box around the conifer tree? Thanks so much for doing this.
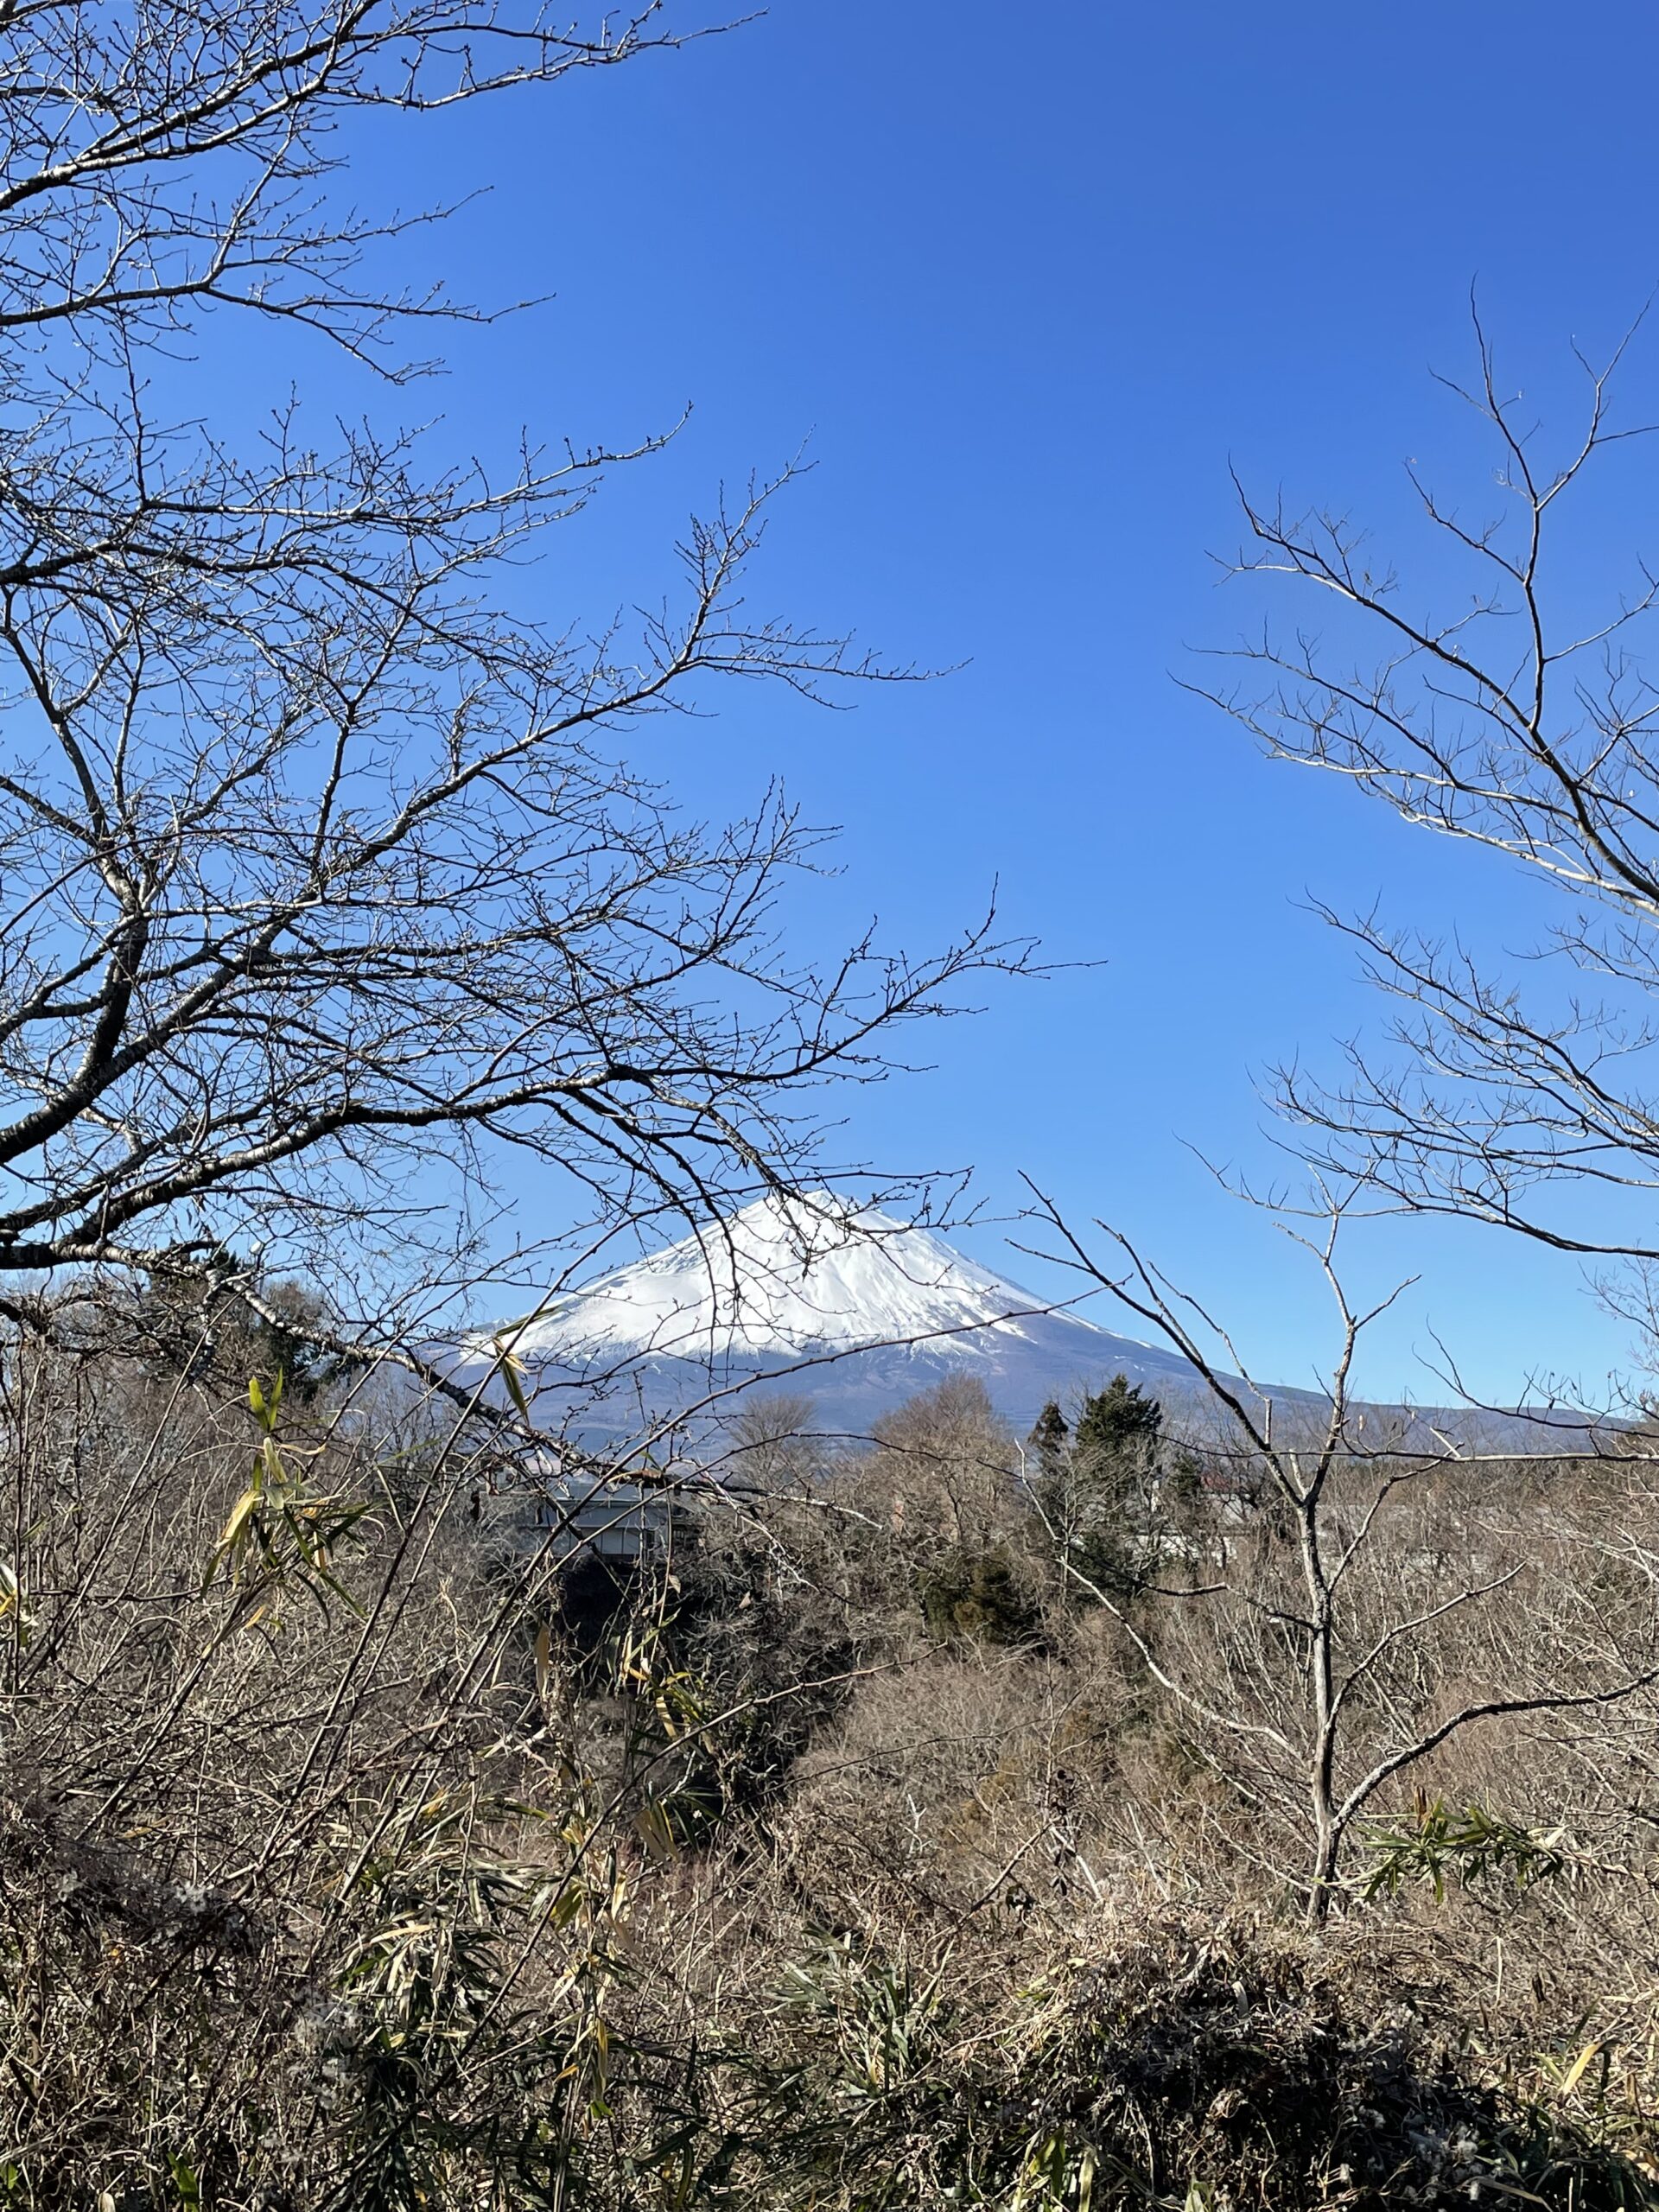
[1028,1399,1070,1471]
[1036,1375,1166,1602]
[1074,1376,1163,1464]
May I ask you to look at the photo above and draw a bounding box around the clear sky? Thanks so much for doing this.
[227,2,1659,1402]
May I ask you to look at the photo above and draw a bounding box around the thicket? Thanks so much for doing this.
[6,1342,1659,2208]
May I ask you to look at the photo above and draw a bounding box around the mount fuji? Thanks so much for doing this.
[450,1191,1254,1438]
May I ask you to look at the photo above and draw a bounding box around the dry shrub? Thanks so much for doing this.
[0,1341,644,2207]
[615,1877,1659,2209]
[6,1343,1659,2208]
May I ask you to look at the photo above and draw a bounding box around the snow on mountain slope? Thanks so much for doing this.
[445,1193,1560,1447]
[438,1191,1230,1435]
[492,1191,1104,1366]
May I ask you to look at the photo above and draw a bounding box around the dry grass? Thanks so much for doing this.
[3,1348,1659,2205]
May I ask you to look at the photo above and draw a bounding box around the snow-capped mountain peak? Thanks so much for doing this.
[492,1190,1076,1365]
[448,1192,1538,1447]
[442,1189,1231,1436]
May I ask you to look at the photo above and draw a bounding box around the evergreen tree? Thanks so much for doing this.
[138,1251,353,1400]
[918,1548,1042,1648]
[1037,1375,1166,1603]
[1028,1399,1070,1470]
[1073,1376,1162,1465]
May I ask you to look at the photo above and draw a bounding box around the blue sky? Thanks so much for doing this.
[226,2,1659,1401]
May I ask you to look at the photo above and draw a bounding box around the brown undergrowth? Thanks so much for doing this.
[3,1351,1659,2206]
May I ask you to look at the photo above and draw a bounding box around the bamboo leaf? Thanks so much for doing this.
[1560,2039,1603,2096]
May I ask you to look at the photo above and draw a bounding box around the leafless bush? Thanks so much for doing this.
[8,1326,1659,2205]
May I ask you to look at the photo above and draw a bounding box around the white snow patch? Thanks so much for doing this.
[470,1191,1106,1368]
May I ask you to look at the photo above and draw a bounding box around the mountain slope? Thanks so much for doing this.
[452,1191,1244,1435]
[442,1192,1580,1456]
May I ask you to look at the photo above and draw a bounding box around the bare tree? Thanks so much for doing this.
[1020,1179,1659,1923]
[1195,304,1659,1333]
[0,0,1022,1331]
[0,20,1045,2173]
